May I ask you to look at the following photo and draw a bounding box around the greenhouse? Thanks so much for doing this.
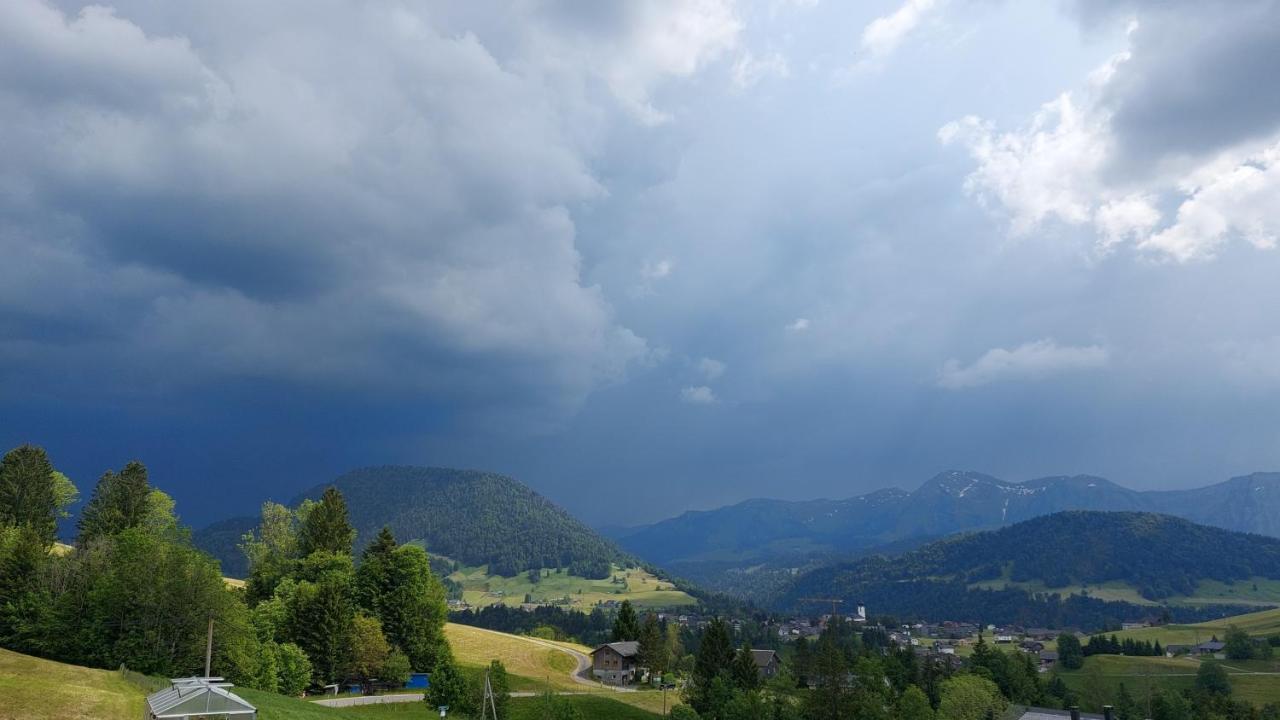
[144,677,257,720]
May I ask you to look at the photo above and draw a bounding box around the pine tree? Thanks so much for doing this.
[1115,683,1141,720]
[731,643,760,691]
[77,461,151,544]
[805,634,854,720]
[612,599,640,642]
[638,612,665,675]
[687,617,735,716]
[379,545,450,672]
[0,445,61,545]
[298,487,355,557]
[355,526,397,614]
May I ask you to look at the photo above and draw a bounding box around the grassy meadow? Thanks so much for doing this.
[969,576,1280,608]
[448,563,697,611]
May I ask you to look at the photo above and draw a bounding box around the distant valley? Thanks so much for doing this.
[777,510,1280,627]
[606,470,1280,594]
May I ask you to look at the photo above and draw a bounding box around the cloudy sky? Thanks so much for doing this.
[4,0,1280,528]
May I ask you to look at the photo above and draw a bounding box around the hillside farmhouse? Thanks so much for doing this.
[591,641,639,685]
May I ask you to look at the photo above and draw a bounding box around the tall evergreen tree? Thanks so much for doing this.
[298,487,355,557]
[687,617,736,717]
[731,643,760,691]
[612,599,640,642]
[1115,683,1142,720]
[805,634,854,720]
[0,445,62,545]
[638,612,665,674]
[76,461,151,544]
[286,552,357,683]
[379,545,451,672]
[355,526,398,615]
[1056,633,1084,670]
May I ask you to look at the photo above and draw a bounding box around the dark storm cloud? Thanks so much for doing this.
[0,0,660,421]
[1068,0,1280,172]
[5,0,1280,529]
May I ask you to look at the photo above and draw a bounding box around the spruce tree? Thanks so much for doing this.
[76,461,151,544]
[298,486,355,557]
[612,599,640,642]
[1115,683,1141,720]
[0,445,60,545]
[355,526,397,615]
[638,613,665,674]
[731,643,760,691]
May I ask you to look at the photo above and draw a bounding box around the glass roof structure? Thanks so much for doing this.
[145,677,257,719]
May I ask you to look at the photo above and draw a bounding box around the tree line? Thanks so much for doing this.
[0,444,457,700]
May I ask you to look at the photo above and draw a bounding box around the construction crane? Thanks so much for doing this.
[800,597,845,618]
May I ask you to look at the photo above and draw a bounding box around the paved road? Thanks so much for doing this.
[314,693,424,708]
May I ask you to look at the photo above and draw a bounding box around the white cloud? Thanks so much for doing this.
[860,0,940,60]
[731,50,789,89]
[680,385,718,404]
[786,318,811,331]
[642,258,675,280]
[1141,142,1280,261]
[940,24,1280,263]
[696,357,727,380]
[938,339,1109,390]
[1095,194,1161,249]
[938,93,1110,236]
[592,0,743,124]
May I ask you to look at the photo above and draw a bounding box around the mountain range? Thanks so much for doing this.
[607,470,1280,591]
[195,465,629,579]
[777,510,1280,628]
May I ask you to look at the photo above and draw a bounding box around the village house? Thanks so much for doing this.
[1038,650,1059,672]
[1193,641,1226,658]
[749,649,781,680]
[590,641,640,685]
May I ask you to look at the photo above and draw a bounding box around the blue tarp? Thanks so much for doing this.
[405,673,430,689]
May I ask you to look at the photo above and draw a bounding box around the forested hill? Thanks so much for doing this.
[778,511,1280,629]
[196,466,628,579]
[610,470,1280,594]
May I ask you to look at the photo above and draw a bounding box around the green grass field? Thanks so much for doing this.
[1105,606,1280,647]
[0,648,143,720]
[1056,654,1280,709]
[969,575,1280,608]
[446,623,587,693]
[0,624,669,719]
[449,563,697,611]
[445,623,670,715]
[342,694,662,719]
[0,648,384,720]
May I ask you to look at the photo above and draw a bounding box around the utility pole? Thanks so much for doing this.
[204,616,214,678]
[480,668,499,719]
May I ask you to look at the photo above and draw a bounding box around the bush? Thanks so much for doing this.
[276,643,312,697]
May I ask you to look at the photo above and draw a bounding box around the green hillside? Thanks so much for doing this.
[782,512,1280,629]
[1107,606,1280,646]
[197,466,630,579]
[448,563,696,611]
[1056,654,1280,709]
[0,648,373,720]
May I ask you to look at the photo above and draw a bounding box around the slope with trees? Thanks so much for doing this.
[198,465,629,579]
[778,512,1280,629]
